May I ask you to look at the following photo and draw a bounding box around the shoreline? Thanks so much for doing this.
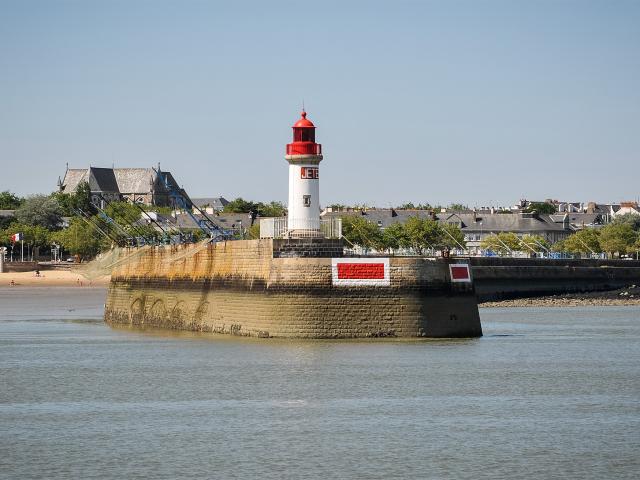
[2,271,639,308]
[0,270,110,287]
[479,285,640,308]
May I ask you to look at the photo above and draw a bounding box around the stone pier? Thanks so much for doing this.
[105,239,482,338]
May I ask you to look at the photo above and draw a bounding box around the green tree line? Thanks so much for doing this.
[341,216,466,254]
[552,214,640,257]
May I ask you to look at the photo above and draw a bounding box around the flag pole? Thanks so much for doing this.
[21,239,24,263]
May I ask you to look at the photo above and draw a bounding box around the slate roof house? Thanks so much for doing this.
[58,166,190,209]
[190,197,230,213]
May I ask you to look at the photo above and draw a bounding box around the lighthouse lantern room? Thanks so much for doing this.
[285,110,323,237]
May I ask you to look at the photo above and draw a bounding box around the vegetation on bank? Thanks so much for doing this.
[480,233,550,254]
[552,214,640,257]
[2,187,640,260]
[223,198,286,217]
[0,188,285,261]
[340,216,466,254]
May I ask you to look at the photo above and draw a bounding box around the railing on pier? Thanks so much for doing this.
[260,217,342,239]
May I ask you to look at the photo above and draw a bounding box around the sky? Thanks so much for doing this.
[1,0,639,207]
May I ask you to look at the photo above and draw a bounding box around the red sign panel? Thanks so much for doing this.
[450,265,470,281]
[337,263,385,280]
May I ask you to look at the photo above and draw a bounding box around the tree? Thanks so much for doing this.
[447,203,468,211]
[439,223,466,250]
[258,201,286,217]
[416,203,435,210]
[599,223,637,256]
[54,181,92,216]
[52,217,102,261]
[524,202,556,214]
[633,236,640,259]
[341,216,382,251]
[612,213,640,232]
[558,229,602,254]
[14,195,62,229]
[246,223,261,240]
[481,232,521,254]
[104,201,142,231]
[328,203,346,210]
[403,217,442,254]
[223,197,286,217]
[223,197,257,213]
[520,234,550,253]
[0,191,23,209]
[379,222,407,253]
[397,202,416,210]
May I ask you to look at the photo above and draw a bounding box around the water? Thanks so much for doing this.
[1,287,639,479]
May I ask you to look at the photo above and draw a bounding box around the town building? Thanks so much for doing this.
[190,197,230,214]
[58,165,189,209]
[613,201,640,217]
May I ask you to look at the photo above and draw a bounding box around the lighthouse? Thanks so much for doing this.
[285,110,323,236]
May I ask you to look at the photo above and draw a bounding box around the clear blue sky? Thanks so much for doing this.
[1,0,638,207]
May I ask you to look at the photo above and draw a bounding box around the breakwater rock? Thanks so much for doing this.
[480,284,640,308]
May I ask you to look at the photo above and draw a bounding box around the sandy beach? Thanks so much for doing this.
[0,270,111,287]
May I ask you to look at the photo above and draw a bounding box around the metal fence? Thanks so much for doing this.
[260,217,342,239]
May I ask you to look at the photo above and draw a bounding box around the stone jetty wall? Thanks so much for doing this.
[105,239,482,338]
[470,257,640,301]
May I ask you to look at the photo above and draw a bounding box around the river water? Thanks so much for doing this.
[1,287,639,479]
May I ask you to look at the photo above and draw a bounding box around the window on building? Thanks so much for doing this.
[303,195,311,207]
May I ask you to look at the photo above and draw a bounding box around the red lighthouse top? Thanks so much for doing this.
[287,110,322,155]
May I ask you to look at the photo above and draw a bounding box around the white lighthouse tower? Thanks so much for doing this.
[285,110,323,236]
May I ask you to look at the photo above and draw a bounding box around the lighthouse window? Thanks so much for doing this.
[303,195,311,207]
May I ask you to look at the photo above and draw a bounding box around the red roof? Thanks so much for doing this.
[293,110,315,128]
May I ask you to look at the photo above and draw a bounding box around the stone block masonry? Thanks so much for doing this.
[105,239,482,338]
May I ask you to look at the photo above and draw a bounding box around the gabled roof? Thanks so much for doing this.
[89,167,119,193]
[113,168,157,193]
[60,168,89,192]
[457,213,569,232]
[191,197,230,209]
[60,167,170,194]
[549,213,602,225]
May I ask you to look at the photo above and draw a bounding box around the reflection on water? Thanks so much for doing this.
[1,288,639,479]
